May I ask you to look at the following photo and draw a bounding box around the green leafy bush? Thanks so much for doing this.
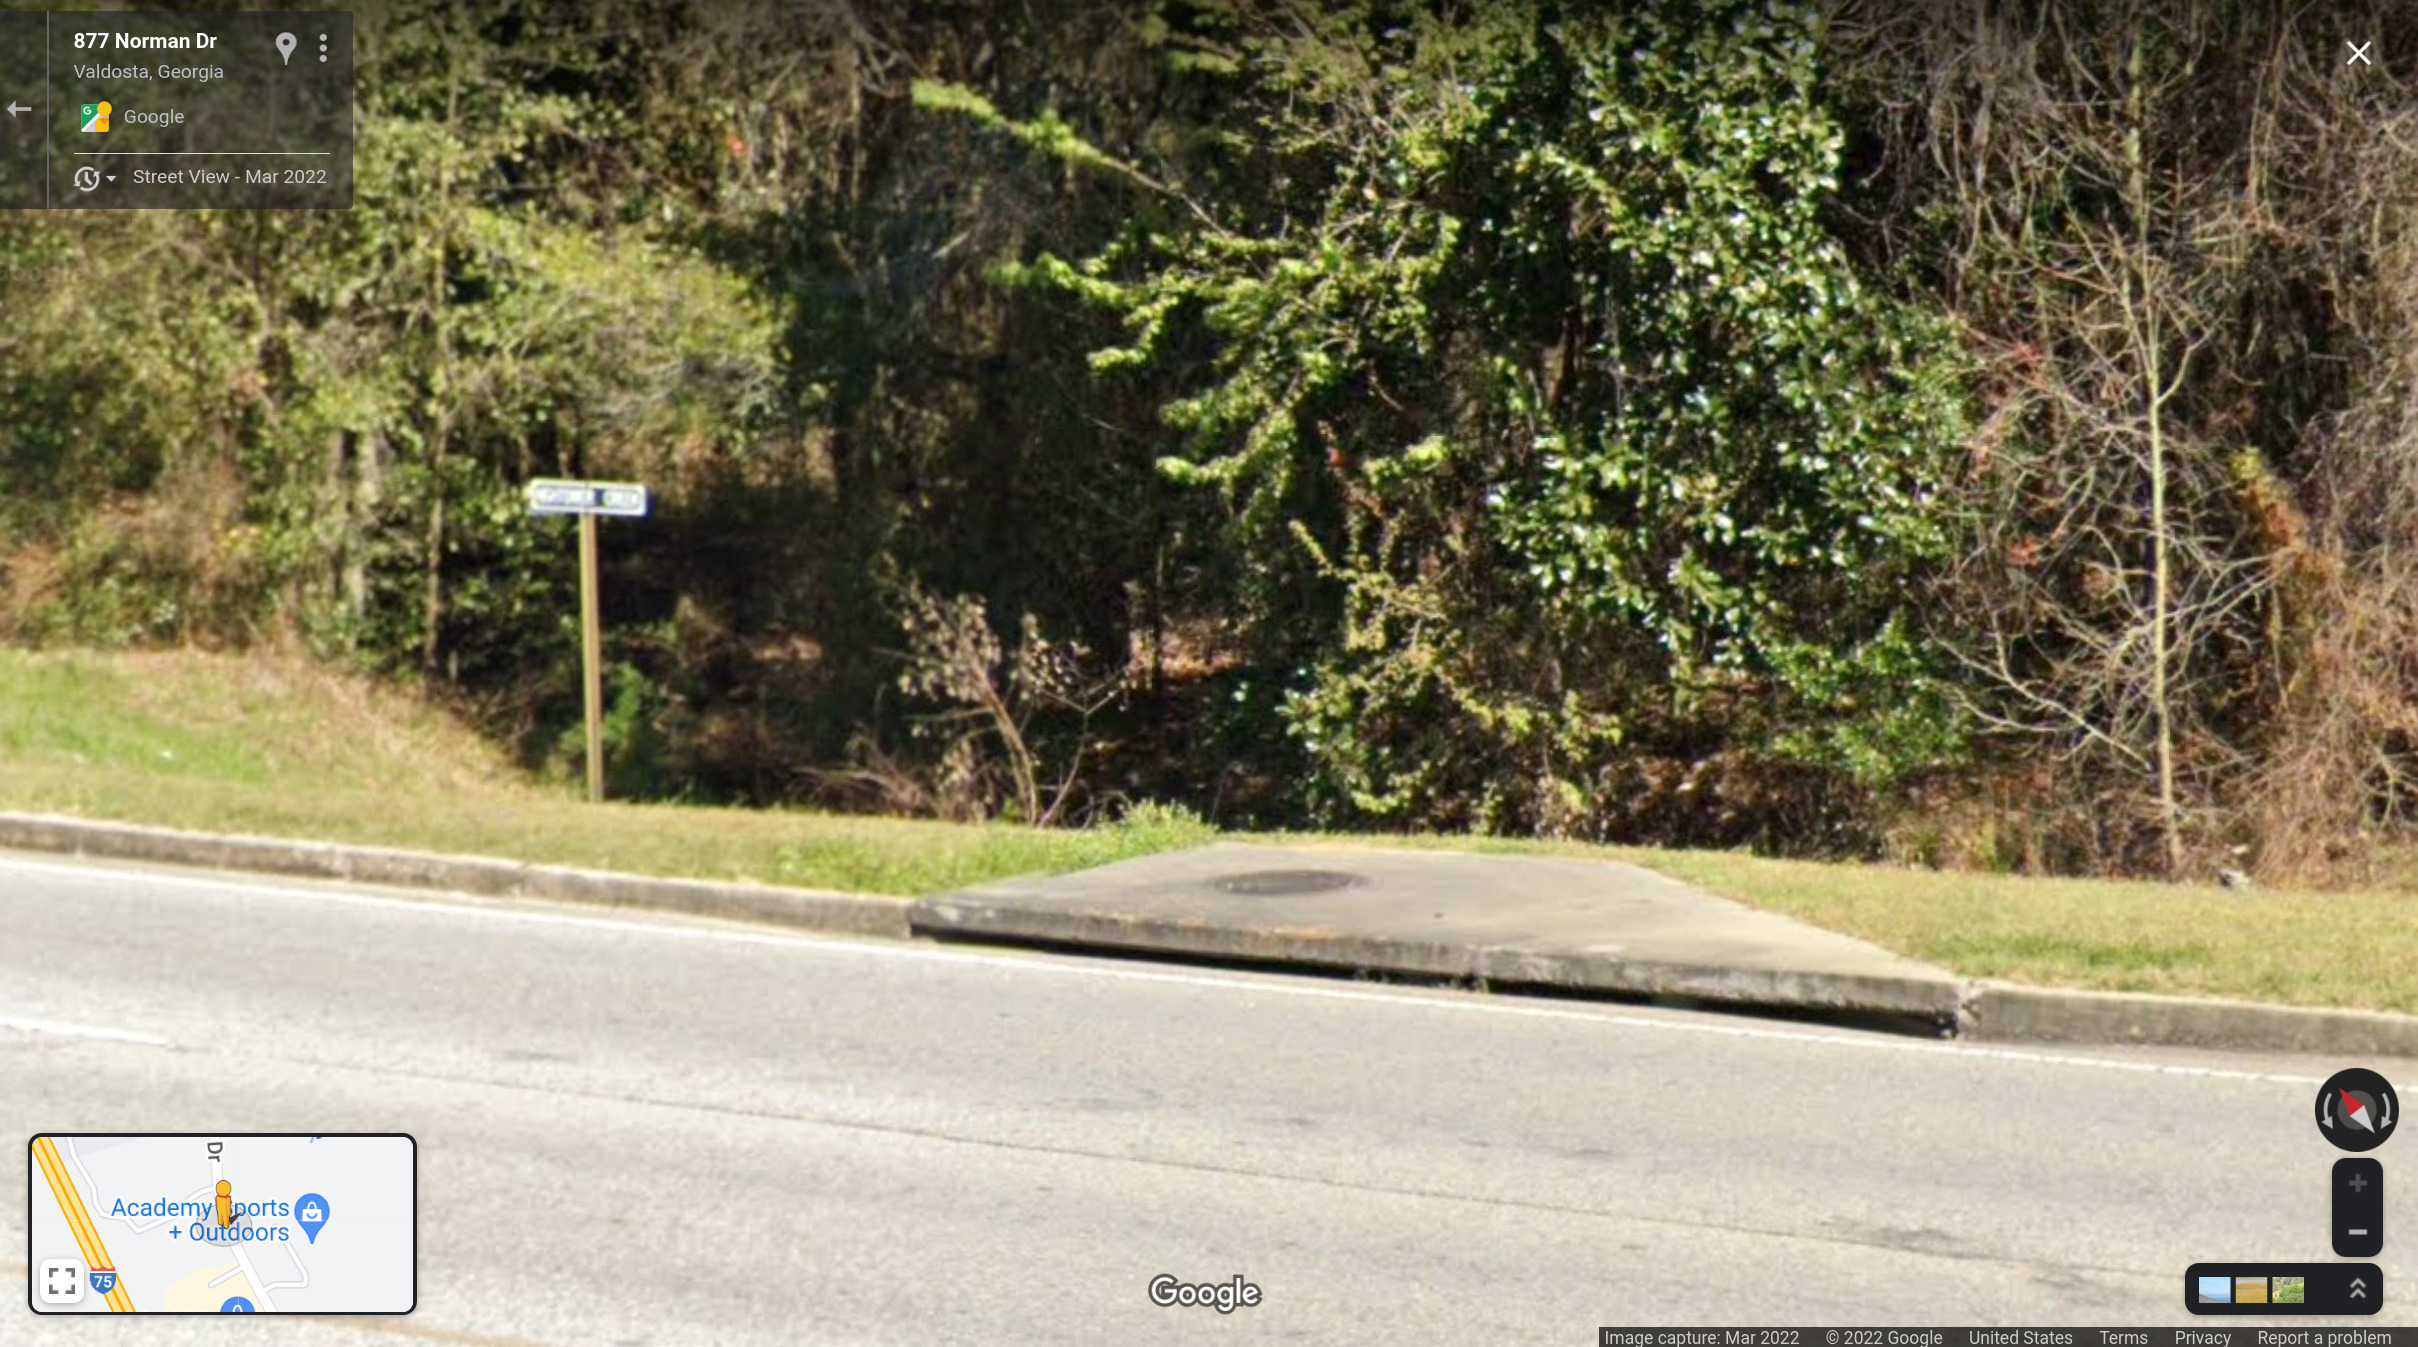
[930,1,1969,838]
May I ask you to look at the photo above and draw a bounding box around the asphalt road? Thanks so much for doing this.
[3,849,2410,1344]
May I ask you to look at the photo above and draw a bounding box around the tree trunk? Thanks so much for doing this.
[421,480,446,679]
[2127,29,2186,879]
[422,73,460,685]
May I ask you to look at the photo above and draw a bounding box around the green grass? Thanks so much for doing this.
[8,646,2418,1014]
[1271,831,2418,1016]
[0,648,1212,897]
[0,655,272,783]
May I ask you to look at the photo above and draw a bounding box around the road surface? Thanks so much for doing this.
[3,850,2408,1343]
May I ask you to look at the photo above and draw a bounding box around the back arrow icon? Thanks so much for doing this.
[5,102,28,118]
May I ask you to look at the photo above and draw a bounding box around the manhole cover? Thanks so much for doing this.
[1211,869,1366,896]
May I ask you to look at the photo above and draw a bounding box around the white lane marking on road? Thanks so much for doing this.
[0,854,2332,1085]
[0,1014,168,1046]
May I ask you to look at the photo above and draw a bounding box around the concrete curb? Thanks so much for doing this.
[909,895,1964,1021]
[8,810,2413,1055]
[913,888,2418,1055]
[1473,945,1961,1021]
[0,812,911,939]
[1958,980,2418,1056]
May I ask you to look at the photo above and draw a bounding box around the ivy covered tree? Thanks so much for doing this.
[924,0,1970,839]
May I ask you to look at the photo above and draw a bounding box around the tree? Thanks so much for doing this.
[921,0,1971,841]
[1836,0,2377,875]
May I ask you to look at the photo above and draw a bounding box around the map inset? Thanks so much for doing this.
[28,1134,413,1313]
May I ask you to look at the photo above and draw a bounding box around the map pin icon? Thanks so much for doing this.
[275,32,296,65]
[295,1192,328,1244]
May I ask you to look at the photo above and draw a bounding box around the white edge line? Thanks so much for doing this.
[0,853,2329,1085]
[0,1015,168,1047]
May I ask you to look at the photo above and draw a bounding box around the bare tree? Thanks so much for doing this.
[1852,1,2298,875]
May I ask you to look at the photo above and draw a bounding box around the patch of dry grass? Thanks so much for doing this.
[0,648,1210,895]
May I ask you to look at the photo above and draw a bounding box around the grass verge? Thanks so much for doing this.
[1275,832,2418,1016]
[0,648,1211,896]
[7,647,2417,1013]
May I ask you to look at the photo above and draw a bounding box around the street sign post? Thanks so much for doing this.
[525,479,650,802]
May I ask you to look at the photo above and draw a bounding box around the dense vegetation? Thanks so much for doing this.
[9,0,2418,882]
